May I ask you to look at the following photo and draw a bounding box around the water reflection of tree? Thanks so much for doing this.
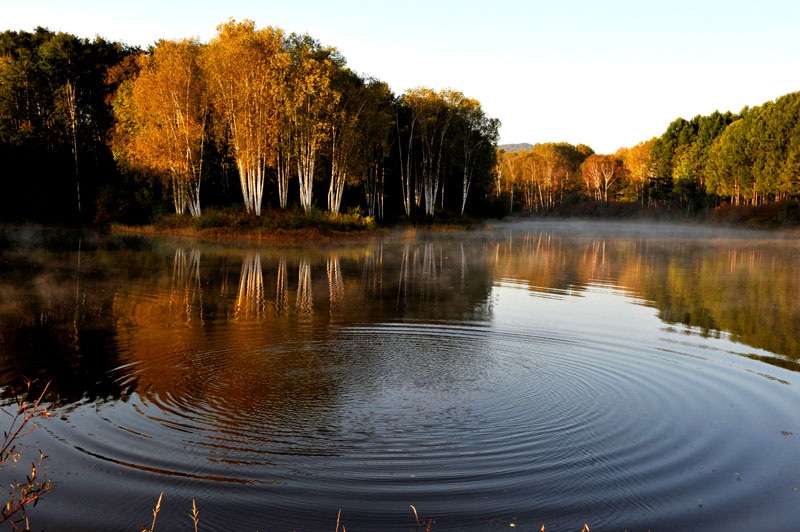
[172,248,203,324]
[359,243,385,309]
[642,244,800,361]
[235,252,265,319]
[397,243,411,309]
[327,256,344,314]
[395,242,461,311]
[5,228,798,416]
[2,235,499,407]
[296,259,313,315]
[493,231,800,366]
[276,257,288,315]
[0,234,137,403]
[421,242,440,301]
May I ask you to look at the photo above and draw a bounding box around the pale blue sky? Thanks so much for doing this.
[2,0,799,153]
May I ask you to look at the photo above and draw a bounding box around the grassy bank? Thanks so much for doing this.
[112,207,382,241]
[110,207,488,241]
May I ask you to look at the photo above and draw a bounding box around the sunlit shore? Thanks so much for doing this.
[110,222,382,242]
[108,207,487,242]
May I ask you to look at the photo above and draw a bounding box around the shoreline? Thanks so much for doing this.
[4,213,799,248]
[109,223,387,243]
[108,221,491,244]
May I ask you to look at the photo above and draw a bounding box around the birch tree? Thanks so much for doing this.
[358,80,393,218]
[532,143,569,210]
[39,32,86,215]
[112,39,209,216]
[328,67,364,214]
[395,99,416,217]
[204,20,287,216]
[284,34,339,212]
[581,154,603,201]
[582,154,618,201]
[455,97,499,215]
[622,138,655,205]
[496,149,518,210]
[405,88,458,216]
[275,102,293,209]
[329,73,393,217]
[62,80,81,213]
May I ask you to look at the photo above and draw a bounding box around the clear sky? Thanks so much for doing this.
[1,0,799,153]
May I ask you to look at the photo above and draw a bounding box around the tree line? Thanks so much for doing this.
[498,92,800,213]
[0,28,131,222]
[4,22,797,224]
[0,22,500,224]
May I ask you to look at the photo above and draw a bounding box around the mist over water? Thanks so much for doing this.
[1,222,799,532]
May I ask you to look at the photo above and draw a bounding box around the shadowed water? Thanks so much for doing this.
[1,222,799,531]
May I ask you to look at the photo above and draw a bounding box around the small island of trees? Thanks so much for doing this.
[0,21,499,229]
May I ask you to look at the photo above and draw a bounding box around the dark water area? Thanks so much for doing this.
[1,222,799,531]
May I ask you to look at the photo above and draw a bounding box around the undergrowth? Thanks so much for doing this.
[153,206,377,234]
[709,200,800,228]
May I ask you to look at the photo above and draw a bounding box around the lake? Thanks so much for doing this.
[1,221,799,531]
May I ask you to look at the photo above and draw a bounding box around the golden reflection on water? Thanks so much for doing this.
[103,241,496,419]
[130,237,800,363]
[2,230,800,403]
[486,233,800,361]
[235,252,265,320]
[4,227,800,532]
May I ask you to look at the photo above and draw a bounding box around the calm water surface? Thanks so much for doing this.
[1,221,799,531]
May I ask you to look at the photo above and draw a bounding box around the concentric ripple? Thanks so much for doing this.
[6,228,800,532]
[42,308,800,532]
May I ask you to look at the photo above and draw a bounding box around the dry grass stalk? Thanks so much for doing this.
[138,496,601,532]
[0,381,53,531]
[141,491,163,532]
[190,499,199,532]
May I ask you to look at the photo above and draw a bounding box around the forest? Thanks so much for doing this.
[2,22,799,228]
[0,22,499,226]
[498,94,800,217]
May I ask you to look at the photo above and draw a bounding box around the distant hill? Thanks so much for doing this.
[499,143,533,152]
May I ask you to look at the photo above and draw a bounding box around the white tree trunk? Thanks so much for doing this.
[328,163,346,214]
[277,139,291,209]
[460,166,471,216]
[298,137,316,212]
[64,81,81,214]
[237,157,266,216]
[328,130,346,214]
[396,106,415,217]
[364,167,376,218]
